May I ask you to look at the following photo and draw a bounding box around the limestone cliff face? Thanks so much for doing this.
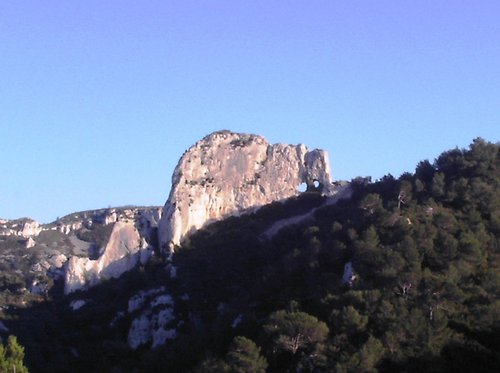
[158,130,335,253]
[64,221,146,294]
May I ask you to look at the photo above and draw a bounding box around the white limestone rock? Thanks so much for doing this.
[54,207,161,237]
[166,264,177,279]
[152,327,177,348]
[150,294,174,308]
[140,247,154,265]
[57,221,84,235]
[30,280,48,295]
[0,219,42,237]
[48,253,68,268]
[128,313,152,349]
[232,314,244,328]
[20,220,42,237]
[69,299,86,311]
[0,321,9,332]
[104,211,117,225]
[126,289,177,349]
[158,130,335,253]
[342,261,356,285]
[64,221,143,294]
[127,305,176,349]
[155,308,175,326]
[25,237,36,248]
[128,287,166,314]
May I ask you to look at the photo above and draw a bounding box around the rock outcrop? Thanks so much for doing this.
[55,207,162,236]
[126,287,177,349]
[158,130,335,253]
[0,218,42,238]
[1,207,162,239]
[25,237,36,248]
[1,207,162,296]
[64,221,146,294]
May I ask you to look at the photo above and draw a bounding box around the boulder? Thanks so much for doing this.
[25,237,36,248]
[21,220,42,237]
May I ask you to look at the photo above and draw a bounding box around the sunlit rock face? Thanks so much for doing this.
[64,221,144,294]
[0,219,42,238]
[158,130,335,254]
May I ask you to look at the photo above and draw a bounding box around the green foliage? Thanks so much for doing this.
[76,223,115,250]
[263,310,329,356]
[349,335,384,372]
[194,357,231,373]
[195,336,267,373]
[0,335,29,373]
[338,306,368,335]
[226,336,268,373]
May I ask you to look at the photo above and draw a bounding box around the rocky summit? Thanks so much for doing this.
[158,130,335,254]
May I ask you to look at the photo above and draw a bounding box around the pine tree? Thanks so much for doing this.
[225,336,267,373]
[263,310,329,356]
[0,335,29,373]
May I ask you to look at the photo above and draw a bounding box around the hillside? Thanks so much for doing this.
[1,138,499,372]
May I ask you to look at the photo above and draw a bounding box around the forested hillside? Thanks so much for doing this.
[166,138,500,372]
[3,138,499,372]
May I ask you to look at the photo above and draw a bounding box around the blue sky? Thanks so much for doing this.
[1,1,499,223]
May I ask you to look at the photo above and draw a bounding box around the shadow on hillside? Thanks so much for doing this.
[2,193,328,372]
[2,257,170,373]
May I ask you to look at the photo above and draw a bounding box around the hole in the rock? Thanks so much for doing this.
[297,182,307,193]
[313,180,320,189]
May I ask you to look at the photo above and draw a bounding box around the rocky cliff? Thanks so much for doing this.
[158,130,335,254]
[0,206,162,297]
[64,221,148,294]
[62,207,162,294]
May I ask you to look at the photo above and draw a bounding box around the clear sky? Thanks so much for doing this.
[1,1,499,223]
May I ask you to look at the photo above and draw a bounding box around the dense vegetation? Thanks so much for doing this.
[168,138,500,372]
[2,138,498,372]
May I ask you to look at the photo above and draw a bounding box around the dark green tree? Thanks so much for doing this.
[225,336,267,373]
[355,335,385,372]
[194,357,230,373]
[263,310,329,356]
[337,305,368,336]
[0,335,29,373]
